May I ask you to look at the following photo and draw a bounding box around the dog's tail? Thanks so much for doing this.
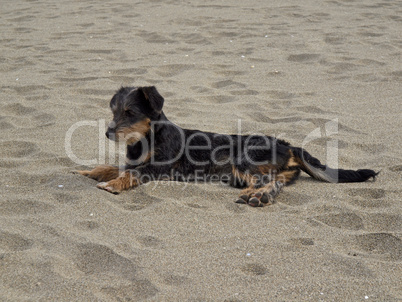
[290,146,378,183]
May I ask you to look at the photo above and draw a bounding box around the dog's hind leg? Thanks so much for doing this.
[74,165,120,182]
[241,157,300,206]
[232,154,299,207]
[236,157,300,207]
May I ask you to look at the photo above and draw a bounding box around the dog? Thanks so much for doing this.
[76,86,378,207]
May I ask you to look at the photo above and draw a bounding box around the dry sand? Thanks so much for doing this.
[0,1,401,301]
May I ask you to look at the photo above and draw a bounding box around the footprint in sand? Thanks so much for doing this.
[100,188,162,212]
[389,165,402,172]
[107,67,148,83]
[211,80,246,89]
[313,212,364,231]
[0,141,39,158]
[190,85,214,94]
[173,32,212,45]
[10,85,51,106]
[344,233,401,262]
[136,235,164,249]
[109,68,147,76]
[326,62,359,75]
[199,95,235,104]
[13,85,50,95]
[240,263,269,276]
[214,69,247,77]
[288,53,320,63]
[1,103,55,128]
[0,118,14,130]
[77,88,115,97]
[347,195,390,209]
[266,90,295,99]
[73,242,158,299]
[3,103,36,115]
[0,231,33,251]
[289,237,315,246]
[347,188,385,199]
[137,31,176,44]
[154,64,194,78]
[293,106,332,116]
[73,242,137,277]
[324,33,345,45]
[229,89,259,96]
[365,213,401,232]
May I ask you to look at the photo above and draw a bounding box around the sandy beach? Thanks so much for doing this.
[0,0,401,301]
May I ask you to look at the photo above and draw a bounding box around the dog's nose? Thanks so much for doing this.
[105,131,110,139]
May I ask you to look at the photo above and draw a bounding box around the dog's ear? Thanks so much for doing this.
[139,86,164,113]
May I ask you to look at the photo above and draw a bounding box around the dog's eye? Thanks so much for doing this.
[125,110,135,117]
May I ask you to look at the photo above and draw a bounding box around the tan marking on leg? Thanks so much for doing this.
[286,151,299,168]
[254,181,283,195]
[76,165,120,182]
[268,150,301,185]
[257,164,278,175]
[276,169,300,184]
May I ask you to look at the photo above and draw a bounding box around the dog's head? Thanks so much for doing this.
[105,86,164,144]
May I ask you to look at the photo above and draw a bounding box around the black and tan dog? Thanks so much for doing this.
[76,86,378,207]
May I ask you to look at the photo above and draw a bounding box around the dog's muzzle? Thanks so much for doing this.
[106,121,117,140]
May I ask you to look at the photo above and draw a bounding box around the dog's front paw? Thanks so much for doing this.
[96,171,138,193]
[97,181,122,194]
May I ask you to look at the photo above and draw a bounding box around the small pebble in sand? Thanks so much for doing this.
[89,213,94,217]
[58,185,64,188]
[365,296,369,300]
[246,253,251,256]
